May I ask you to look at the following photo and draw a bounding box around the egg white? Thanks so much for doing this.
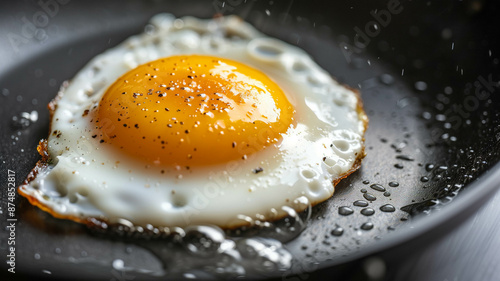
[19,14,367,228]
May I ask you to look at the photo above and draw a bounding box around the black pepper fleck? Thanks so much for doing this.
[253,167,264,174]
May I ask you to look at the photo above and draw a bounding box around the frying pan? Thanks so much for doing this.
[1,0,499,280]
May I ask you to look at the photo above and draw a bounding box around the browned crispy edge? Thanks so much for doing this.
[331,84,369,186]
[17,82,105,228]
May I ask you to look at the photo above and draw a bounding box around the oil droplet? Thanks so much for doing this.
[361,208,375,216]
[184,273,197,279]
[370,184,386,192]
[339,206,354,216]
[362,180,370,184]
[353,200,369,207]
[436,166,448,173]
[361,188,367,193]
[425,164,435,171]
[363,193,377,201]
[11,111,38,130]
[394,163,404,169]
[415,81,428,91]
[420,176,429,182]
[379,74,395,85]
[361,222,374,230]
[380,204,396,212]
[112,259,124,270]
[388,181,399,187]
[396,155,414,161]
[331,227,344,236]
[435,114,446,122]
[383,191,391,197]
[34,253,41,260]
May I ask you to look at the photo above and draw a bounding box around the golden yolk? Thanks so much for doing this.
[93,55,294,167]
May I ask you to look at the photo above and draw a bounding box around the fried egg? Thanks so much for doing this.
[19,14,368,228]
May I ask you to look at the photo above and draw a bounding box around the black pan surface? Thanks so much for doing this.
[1,0,499,280]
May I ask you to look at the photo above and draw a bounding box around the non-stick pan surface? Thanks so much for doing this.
[1,0,499,280]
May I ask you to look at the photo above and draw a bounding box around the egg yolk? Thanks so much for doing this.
[93,55,294,167]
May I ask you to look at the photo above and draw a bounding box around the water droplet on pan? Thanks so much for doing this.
[396,155,414,161]
[422,111,432,120]
[11,111,38,130]
[360,222,374,230]
[353,200,369,207]
[370,184,386,192]
[388,181,399,187]
[414,81,428,91]
[380,204,396,212]
[338,206,354,216]
[436,166,448,173]
[360,208,375,216]
[331,227,344,236]
[394,163,404,169]
[379,74,394,85]
[363,193,377,202]
[112,259,124,270]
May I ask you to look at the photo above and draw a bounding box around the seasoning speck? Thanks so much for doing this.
[253,167,264,174]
